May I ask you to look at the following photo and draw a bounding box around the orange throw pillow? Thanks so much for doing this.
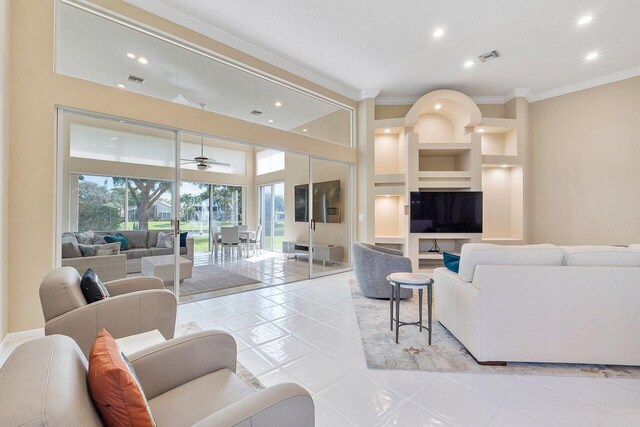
[88,329,155,427]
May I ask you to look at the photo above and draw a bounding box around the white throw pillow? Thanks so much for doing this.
[156,231,174,249]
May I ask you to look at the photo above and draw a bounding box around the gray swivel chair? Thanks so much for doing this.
[352,242,413,299]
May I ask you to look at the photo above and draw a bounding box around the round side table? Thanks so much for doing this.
[387,273,434,345]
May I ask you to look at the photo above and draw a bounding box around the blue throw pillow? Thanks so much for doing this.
[104,233,129,251]
[180,232,188,248]
[443,251,460,273]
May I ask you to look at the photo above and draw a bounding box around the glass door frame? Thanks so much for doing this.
[307,157,354,279]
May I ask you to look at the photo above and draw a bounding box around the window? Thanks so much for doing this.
[256,149,285,175]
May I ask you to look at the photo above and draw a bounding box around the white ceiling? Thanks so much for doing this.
[122,0,640,102]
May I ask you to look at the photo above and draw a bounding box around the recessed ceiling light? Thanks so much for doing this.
[433,28,444,38]
[434,103,442,110]
[126,53,136,59]
[302,128,308,132]
[578,15,593,26]
[138,57,148,64]
[274,101,282,107]
[110,137,118,141]
[107,144,115,148]
[119,120,125,123]
[117,84,125,89]
[585,51,599,61]
[384,128,390,133]
[268,119,274,123]
[478,128,484,133]
[464,60,474,68]
[501,164,509,168]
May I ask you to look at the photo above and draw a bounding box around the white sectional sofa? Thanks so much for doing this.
[433,243,640,366]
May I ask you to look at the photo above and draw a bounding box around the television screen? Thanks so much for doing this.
[410,191,483,233]
[295,180,341,223]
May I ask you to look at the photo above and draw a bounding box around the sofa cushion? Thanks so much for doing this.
[80,269,110,304]
[117,231,149,249]
[123,248,153,259]
[105,233,130,251]
[561,246,640,267]
[150,247,174,256]
[458,243,564,283]
[75,230,103,245]
[79,242,121,257]
[148,369,253,427]
[88,330,155,427]
[61,232,82,258]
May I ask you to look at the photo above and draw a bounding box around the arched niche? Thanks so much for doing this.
[405,90,481,143]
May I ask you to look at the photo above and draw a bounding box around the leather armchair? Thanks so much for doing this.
[39,267,177,357]
[0,333,315,427]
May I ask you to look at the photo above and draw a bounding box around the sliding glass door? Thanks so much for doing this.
[259,182,284,252]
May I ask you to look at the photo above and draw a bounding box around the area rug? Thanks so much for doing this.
[349,279,640,378]
[165,264,260,296]
[176,322,264,391]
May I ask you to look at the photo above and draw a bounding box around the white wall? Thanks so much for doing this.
[530,76,640,245]
[0,0,9,340]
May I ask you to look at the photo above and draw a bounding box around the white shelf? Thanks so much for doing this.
[479,117,517,132]
[482,155,521,167]
[417,171,473,189]
[418,252,444,260]
[418,143,471,156]
[374,236,406,244]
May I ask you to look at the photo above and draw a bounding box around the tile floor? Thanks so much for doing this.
[177,271,640,427]
[177,250,347,303]
[2,271,640,426]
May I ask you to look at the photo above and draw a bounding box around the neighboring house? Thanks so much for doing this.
[128,200,172,221]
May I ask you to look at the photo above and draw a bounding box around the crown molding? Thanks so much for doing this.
[360,89,382,100]
[529,65,640,102]
[469,96,507,105]
[503,88,533,103]
[375,96,421,105]
[121,0,362,101]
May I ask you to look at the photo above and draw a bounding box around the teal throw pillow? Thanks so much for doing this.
[443,251,460,273]
[104,233,129,251]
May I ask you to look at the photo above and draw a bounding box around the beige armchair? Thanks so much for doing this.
[39,267,177,357]
[0,333,315,426]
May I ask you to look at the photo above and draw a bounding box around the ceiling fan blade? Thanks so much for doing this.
[204,160,231,167]
[180,159,198,164]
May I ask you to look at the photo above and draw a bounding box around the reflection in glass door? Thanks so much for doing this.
[309,158,352,278]
[259,182,284,252]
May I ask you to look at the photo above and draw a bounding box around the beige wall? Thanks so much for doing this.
[530,76,640,245]
[0,0,9,340]
[375,104,505,120]
[8,0,355,332]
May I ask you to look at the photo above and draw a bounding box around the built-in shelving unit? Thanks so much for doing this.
[369,90,529,271]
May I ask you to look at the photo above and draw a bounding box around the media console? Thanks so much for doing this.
[282,241,344,266]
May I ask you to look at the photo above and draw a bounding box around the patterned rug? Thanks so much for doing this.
[165,264,260,296]
[349,279,640,378]
[176,322,264,391]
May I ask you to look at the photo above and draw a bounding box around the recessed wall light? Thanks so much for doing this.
[274,101,282,107]
[434,103,442,110]
[302,128,308,132]
[268,119,274,123]
[126,53,136,59]
[578,15,593,26]
[464,60,474,68]
[585,51,599,61]
[501,164,509,168]
[385,194,391,198]
[117,84,125,89]
[433,28,444,38]
[384,128,391,133]
[478,128,484,133]
[138,57,148,64]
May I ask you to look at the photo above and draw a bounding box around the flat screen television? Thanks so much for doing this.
[294,180,341,223]
[410,191,483,233]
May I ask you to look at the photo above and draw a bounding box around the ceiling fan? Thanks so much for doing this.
[180,104,231,170]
